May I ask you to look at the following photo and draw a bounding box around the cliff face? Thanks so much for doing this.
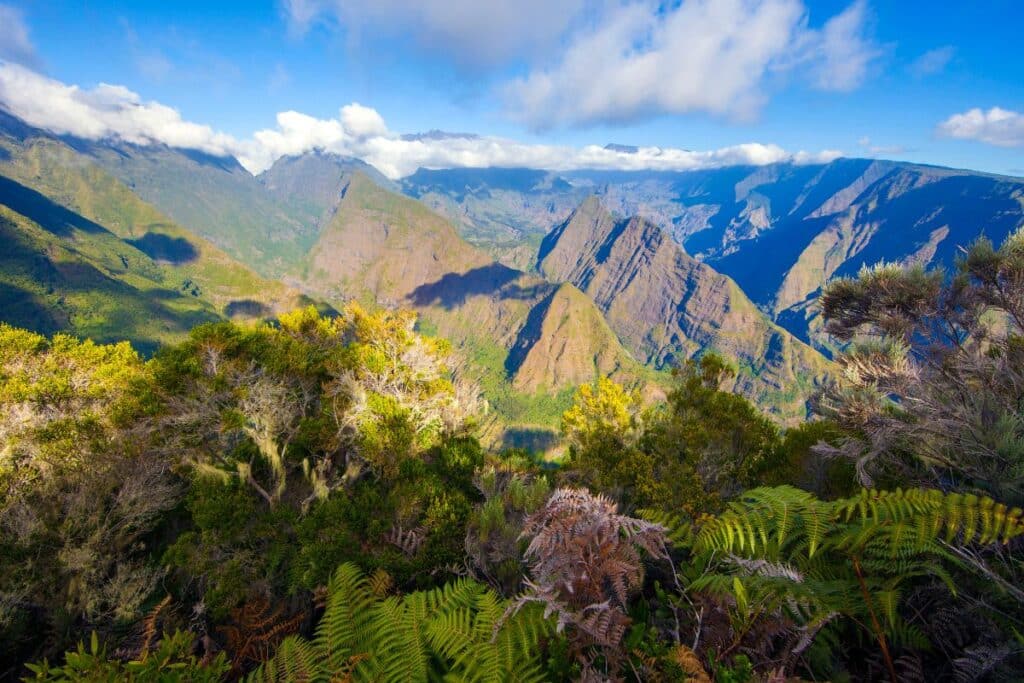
[397,161,1024,354]
[303,171,492,305]
[539,197,829,419]
[300,175,648,443]
[507,282,647,393]
[712,163,1024,349]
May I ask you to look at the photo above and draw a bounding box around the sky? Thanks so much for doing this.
[0,0,1021,178]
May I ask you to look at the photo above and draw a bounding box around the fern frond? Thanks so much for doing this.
[250,563,554,682]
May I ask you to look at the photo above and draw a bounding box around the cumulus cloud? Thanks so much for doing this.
[938,107,1024,148]
[0,61,237,155]
[0,4,40,68]
[908,46,955,78]
[282,0,592,67]
[0,61,842,179]
[506,0,880,128]
[237,101,841,178]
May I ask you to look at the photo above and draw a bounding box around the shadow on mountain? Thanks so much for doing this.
[0,281,63,336]
[0,175,109,236]
[225,299,272,318]
[0,147,10,162]
[408,263,544,309]
[499,427,560,456]
[504,289,556,376]
[127,232,200,264]
[177,148,243,173]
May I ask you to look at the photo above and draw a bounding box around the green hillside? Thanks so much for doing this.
[0,137,311,314]
[0,202,218,353]
[298,173,653,448]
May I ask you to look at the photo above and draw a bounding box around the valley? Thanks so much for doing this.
[2,109,1022,449]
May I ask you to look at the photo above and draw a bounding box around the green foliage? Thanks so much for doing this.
[819,229,1024,503]
[667,485,1024,679]
[697,486,1024,560]
[24,630,229,682]
[465,463,551,595]
[0,325,178,664]
[562,355,782,513]
[762,420,857,498]
[249,563,556,682]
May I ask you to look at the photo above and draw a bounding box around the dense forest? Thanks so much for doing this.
[3,229,1024,682]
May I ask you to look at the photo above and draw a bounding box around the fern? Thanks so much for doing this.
[679,486,1024,680]
[248,563,554,682]
[697,486,1024,560]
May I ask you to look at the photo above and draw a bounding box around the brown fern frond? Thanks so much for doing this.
[140,594,172,659]
[218,595,306,675]
[328,652,372,683]
[513,487,669,677]
[669,645,711,683]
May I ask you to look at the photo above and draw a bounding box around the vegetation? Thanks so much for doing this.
[3,229,1024,681]
[250,563,553,682]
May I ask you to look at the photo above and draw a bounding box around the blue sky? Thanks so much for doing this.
[0,0,1021,177]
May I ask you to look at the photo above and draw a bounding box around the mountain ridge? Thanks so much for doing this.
[539,196,829,419]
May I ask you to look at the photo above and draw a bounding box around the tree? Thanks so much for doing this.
[0,326,179,669]
[817,230,1024,504]
[156,304,473,511]
[562,355,782,514]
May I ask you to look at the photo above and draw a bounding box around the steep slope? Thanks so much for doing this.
[303,171,493,304]
[0,197,218,353]
[0,129,310,319]
[539,197,829,419]
[506,282,649,393]
[299,174,649,447]
[66,138,312,275]
[400,161,1024,353]
[714,163,1024,348]
[259,151,395,231]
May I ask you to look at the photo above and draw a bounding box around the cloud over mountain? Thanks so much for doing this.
[0,62,236,155]
[0,60,841,178]
[938,107,1024,148]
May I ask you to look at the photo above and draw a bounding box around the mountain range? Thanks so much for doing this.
[1,108,1022,447]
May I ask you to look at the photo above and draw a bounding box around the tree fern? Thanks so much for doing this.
[248,563,554,682]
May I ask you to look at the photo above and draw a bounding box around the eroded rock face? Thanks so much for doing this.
[540,197,829,420]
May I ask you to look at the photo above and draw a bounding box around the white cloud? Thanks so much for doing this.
[807,0,879,91]
[505,0,880,128]
[238,100,841,178]
[0,61,843,179]
[938,107,1024,148]
[0,61,237,155]
[282,0,593,67]
[0,4,40,68]
[908,46,955,78]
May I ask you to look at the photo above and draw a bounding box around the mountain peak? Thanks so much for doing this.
[538,197,827,420]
